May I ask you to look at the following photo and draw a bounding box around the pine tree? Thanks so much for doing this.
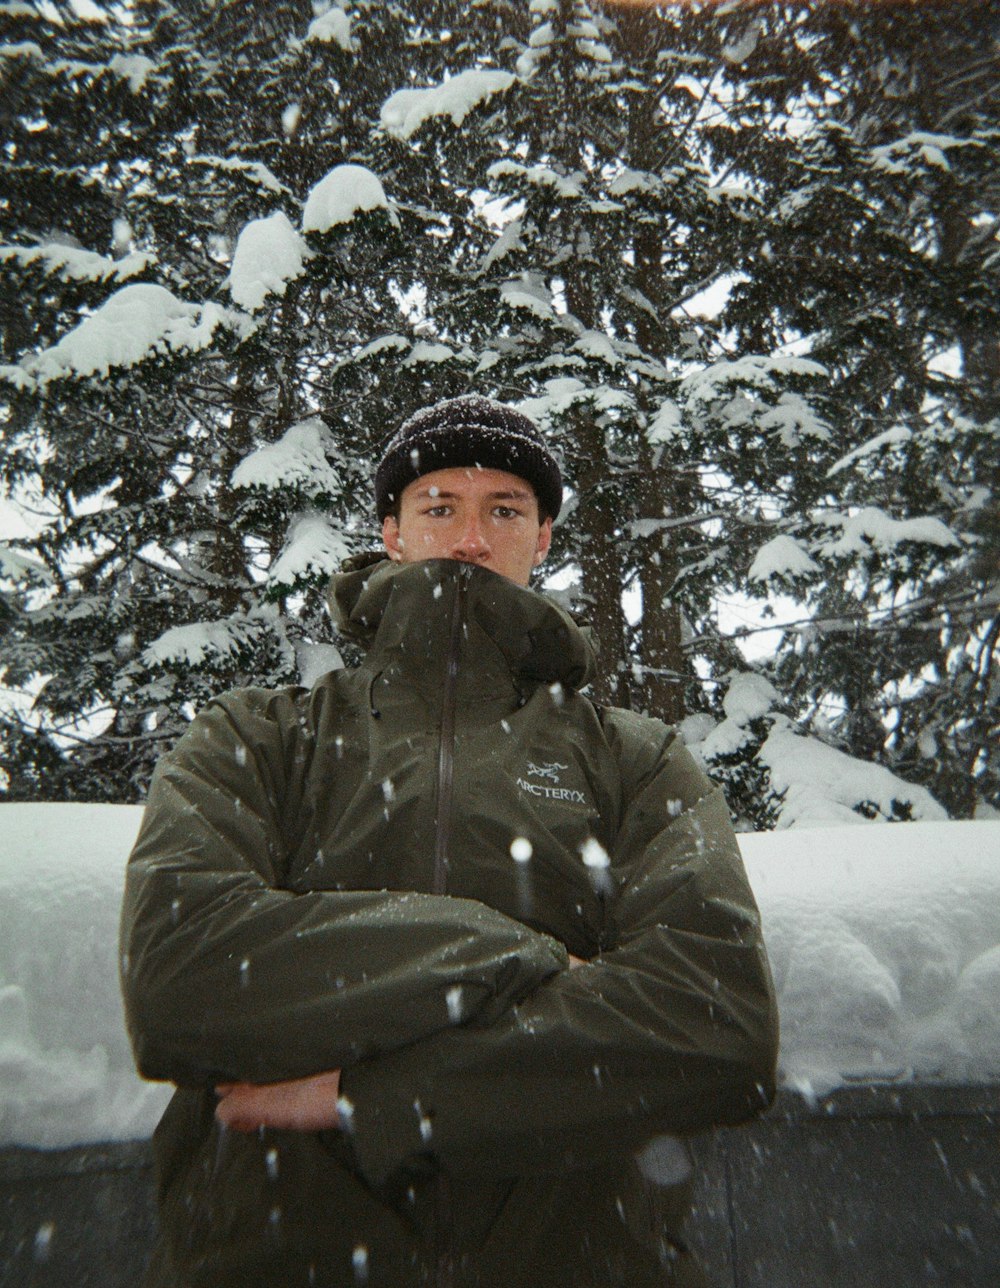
[2,0,993,824]
[690,1,1000,819]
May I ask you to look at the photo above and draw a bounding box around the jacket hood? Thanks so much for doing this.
[327,555,597,693]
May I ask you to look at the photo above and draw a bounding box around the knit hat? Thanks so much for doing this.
[374,395,562,522]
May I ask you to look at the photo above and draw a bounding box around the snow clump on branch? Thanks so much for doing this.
[227,212,310,312]
[304,8,354,52]
[231,419,342,499]
[15,284,228,383]
[303,164,393,233]
[380,69,515,140]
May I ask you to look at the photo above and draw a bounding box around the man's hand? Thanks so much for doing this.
[215,1069,342,1133]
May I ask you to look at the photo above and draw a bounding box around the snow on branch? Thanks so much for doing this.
[227,212,310,312]
[480,217,524,272]
[0,242,152,284]
[755,392,831,445]
[608,168,660,197]
[304,7,354,52]
[760,730,948,828]
[498,274,558,319]
[106,53,156,92]
[142,617,261,669]
[334,334,410,367]
[486,158,584,199]
[870,131,986,175]
[517,376,634,424]
[827,426,913,476]
[0,544,53,585]
[698,672,782,760]
[748,535,820,583]
[380,69,515,140]
[268,512,351,591]
[573,330,620,365]
[189,154,289,195]
[303,164,394,233]
[646,399,683,445]
[690,673,948,829]
[0,45,155,91]
[16,284,230,383]
[679,354,827,406]
[231,419,342,499]
[816,506,961,557]
[402,341,464,366]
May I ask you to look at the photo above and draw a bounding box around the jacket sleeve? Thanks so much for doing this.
[120,689,568,1088]
[341,720,778,1185]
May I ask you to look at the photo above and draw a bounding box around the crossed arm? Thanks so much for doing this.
[214,956,588,1133]
[124,694,777,1180]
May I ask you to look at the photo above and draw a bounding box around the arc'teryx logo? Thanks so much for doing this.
[516,761,587,804]
[527,761,567,782]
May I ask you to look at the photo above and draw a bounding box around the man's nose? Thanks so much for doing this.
[451,515,490,561]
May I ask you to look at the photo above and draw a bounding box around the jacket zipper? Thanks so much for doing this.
[435,1172,454,1288]
[432,572,465,1288]
[433,568,466,896]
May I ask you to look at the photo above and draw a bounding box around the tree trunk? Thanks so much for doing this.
[620,8,689,723]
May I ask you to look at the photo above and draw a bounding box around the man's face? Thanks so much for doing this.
[382,466,552,587]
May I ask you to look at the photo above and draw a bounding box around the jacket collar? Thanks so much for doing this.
[327,556,597,698]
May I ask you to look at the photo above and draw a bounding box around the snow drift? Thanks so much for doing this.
[1,805,997,1149]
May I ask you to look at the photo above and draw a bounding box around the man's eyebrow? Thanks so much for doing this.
[488,489,533,502]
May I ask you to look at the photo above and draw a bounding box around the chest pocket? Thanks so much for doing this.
[442,729,619,957]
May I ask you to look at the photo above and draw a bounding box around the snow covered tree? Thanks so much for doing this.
[692,1,1000,819]
[1,0,994,823]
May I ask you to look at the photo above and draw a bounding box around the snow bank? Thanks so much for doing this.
[741,823,1000,1098]
[1,807,997,1148]
[0,806,171,1148]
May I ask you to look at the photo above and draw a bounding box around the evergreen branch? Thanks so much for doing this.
[691,586,995,651]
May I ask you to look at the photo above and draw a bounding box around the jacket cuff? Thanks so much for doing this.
[339,1062,434,1188]
[339,934,568,1187]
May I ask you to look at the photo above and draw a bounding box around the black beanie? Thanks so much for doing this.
[374,395,562,522]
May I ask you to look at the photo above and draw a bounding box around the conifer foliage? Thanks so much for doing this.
[1,1,996,822]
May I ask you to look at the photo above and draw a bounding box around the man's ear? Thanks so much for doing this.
[382,515,403,561]
[533,516,553,566]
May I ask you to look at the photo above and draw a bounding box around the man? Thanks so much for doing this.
[121,395,778,1287]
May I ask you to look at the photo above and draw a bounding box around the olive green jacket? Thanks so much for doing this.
[121,557,778,1287]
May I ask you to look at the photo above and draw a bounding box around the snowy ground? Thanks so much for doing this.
[1,805,998,1149]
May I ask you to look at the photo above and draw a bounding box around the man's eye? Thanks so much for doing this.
[424,505,451,517]
[494,506,521,519]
